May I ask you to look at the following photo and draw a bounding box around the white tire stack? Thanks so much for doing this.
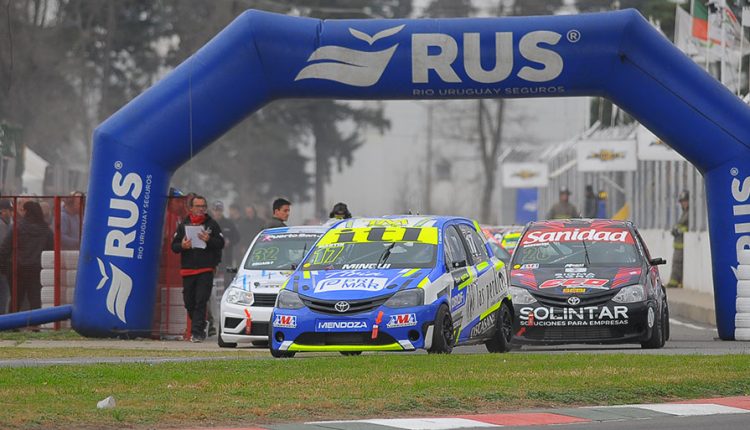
[736,250,750,340]
[39,250,78,329]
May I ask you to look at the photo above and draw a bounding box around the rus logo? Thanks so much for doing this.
[732,170,750,274]
[296,26,565,87]
[97,169,143,323]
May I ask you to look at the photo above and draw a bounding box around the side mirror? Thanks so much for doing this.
[650,258,667,266]
[226,267,238,274]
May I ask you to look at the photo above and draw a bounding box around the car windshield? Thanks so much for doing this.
[302,226,438,270]
[244,232,321,270]
[513,227,641,266]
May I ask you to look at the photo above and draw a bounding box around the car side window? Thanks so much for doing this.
[633,229,652,261]
[444,226,468,269]
[458,224,490,264]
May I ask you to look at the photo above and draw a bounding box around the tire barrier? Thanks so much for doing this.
[735,250,750,340]
[65,9,750,339]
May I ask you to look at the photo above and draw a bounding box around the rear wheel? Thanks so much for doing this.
[340,351,362,356]
[641,305,665,349]
[428,305,454,354]
[663,301,671,342]
[485,302,513,353]
[217,333,237,348]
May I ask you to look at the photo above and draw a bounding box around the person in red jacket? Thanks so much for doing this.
[171,195,225,342]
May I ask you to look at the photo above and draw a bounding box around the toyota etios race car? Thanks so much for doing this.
[269,216,513,357]
[508,219,669,349]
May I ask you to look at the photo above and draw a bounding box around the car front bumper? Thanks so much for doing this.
[270,302,442,352]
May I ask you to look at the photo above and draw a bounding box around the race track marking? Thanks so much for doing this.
[669,318,714,331]
[609,403,750,416]
[313,418,498,429]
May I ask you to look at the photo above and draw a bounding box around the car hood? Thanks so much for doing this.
[510,265,642,295]
[289,268,431,301]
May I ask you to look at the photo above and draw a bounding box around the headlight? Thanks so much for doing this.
[225,287,253,306]
[276,289,305,310]
[384,289,424,308]
[510,286,537,305]
[612,284,646,303]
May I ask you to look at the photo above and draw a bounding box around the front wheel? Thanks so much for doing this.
[270,347,296,358]
[641,306,665,349]
[217,333,237,348]
[485,302,513,353]
[427,305,454,354]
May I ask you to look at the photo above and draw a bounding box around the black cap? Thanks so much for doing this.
[329,202,351,219]
[678,190,690,201]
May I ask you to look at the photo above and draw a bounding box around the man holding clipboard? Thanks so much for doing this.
[171,195,225,342]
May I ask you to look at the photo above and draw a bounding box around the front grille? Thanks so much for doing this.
[531,290,617,308]
[295,331,397,346]
[525,326,617,341]
[253,293,277,307]
[301,295,390,315]
[224,317,242,329]
[249,321,269,336]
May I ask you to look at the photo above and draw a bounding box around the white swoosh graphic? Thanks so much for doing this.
[295,45,398,87]
[732,265,738,280]
[96,258,109,290]
[106,263,132,323]
[350,25,405,45]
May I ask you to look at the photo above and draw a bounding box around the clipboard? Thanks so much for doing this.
[185,225,207,249]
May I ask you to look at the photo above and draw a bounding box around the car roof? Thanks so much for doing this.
[527,218,633,230]
[261,225,328,235]
[328,215,476,229]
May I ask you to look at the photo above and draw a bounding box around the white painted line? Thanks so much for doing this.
[669,318,714,331]
[611,403,750,416]
[312,418,499,429]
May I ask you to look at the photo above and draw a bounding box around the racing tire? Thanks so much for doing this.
[663,301,670,342]
[270,348,296,358]
[340,351,363,356]
[484,302,513,353]
[427,305,454,354]
[641,306,665,349]
[252,340,269,347]
[217,333,237,348]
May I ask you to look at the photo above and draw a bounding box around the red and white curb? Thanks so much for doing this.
[304,396,750,429]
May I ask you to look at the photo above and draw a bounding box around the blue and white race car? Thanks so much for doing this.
[219,226,326,348]
[269,216,513,357]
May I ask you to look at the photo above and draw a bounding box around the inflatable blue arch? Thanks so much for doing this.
[5,9,750,340]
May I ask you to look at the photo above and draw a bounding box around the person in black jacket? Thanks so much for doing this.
[171,195,225,342]
[265,198,291,228]
[0,201,53,313]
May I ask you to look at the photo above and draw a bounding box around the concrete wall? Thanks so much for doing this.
[639,229,713,295]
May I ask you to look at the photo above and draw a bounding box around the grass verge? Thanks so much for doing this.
[1,353,749,429]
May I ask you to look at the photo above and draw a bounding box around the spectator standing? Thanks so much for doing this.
[329,202,352,220]
[265,198,291,228]
[170,195,225,342]
[547,187,581,220]
[583,185,598,218]
[0,200,12,314]
[0,201,53,314]
[211,200,239,273]
[60,191,84,249]
[668,190,690,288]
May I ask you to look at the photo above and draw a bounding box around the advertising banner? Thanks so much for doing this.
[636,125,685,161]
[502,162,548,188]
[577,140,637,172]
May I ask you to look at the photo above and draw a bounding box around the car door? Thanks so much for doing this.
[443,224,473,339]
[457,223,504,341]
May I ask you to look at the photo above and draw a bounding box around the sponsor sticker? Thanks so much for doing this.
[470,313,497,337]
[386,313,417,328]
[521,263,539,269]
[315,320,369,332]
[314,277,388,293]
[522,229,633,245]
[273,315,297,329]
[519,305,629,327]
[513,264,521,269]
[563,288,587,294]
[451,290,467,311]
[564,267,587,273]
[539,278,609,289]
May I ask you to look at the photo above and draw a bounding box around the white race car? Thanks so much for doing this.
[218,225,326,347]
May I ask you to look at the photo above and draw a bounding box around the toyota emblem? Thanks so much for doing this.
[334,301,350,313]
[567,296,581,306]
